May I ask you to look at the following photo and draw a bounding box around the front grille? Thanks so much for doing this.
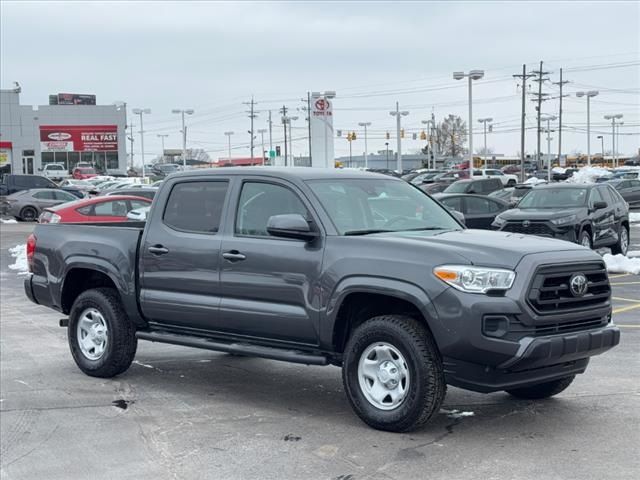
[502,221,554,236]
[527,262,610,314]
[508,316,609,338]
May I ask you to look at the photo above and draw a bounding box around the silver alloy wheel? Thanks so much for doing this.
[620,228,628,254]
[357,342,410,411]
[77,308,108,361]
[581,233,591,248]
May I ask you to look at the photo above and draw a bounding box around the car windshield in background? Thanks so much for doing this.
[517,188,588,209]
[158,164,180,173]
[306,178,462,235]
[47,164,64,170]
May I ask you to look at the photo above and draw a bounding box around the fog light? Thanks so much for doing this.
[483,315,509,338]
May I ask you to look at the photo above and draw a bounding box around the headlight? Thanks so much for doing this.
[550,214,577,226]
[433,265,516,294]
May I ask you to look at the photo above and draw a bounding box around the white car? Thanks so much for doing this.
[126,206,150,221]
[472,168,518,186]
[40,163,70,181]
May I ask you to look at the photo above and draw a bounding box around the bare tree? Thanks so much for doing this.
[435,115,467,157]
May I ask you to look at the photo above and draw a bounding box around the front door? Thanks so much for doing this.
[139,178,231,330]
[589,187,615,246]
[22,156,34,174]
[218,178,324,345]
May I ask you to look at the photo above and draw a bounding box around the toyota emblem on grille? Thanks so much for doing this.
[569,273,588,297]
[522,220,530,228]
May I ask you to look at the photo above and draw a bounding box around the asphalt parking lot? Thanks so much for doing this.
[1,222,639,480]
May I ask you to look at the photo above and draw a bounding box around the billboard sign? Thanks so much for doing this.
[49,93,97,105]
[310,94,335,168]
[40,125,118,152]
[0,141,12,167]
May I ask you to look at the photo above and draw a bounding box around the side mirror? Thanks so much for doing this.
[267,214,318,241]
[451,210,465,225]
[593,201,607,210]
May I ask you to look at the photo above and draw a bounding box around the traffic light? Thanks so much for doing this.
[351,131,356,140]
[488,125,493,132]
[420,130,427,140]
[336,129,342,137]
[401,128,405,139]
[386,131,390,139]
[275,145,281,156]
[346,132,352,141]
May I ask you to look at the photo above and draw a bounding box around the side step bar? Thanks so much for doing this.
[136,330,329,366]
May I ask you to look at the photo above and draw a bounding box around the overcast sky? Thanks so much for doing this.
[2,0,639,163]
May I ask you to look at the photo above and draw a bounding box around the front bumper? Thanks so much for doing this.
[428,251,620,393]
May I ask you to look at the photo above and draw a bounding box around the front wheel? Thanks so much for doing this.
[578,230,592,249]
[342,315,446,432]
[19,206,38,222]
[68,288,137,378]
[506,376,575,399]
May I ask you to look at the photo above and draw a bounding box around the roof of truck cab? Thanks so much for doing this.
[170,167,396,181]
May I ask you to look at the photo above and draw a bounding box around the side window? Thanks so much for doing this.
[53,190,76,201]
[93,200,129,217]
[163,181,229,233]
[33,191,56,200]
[615,181,628,190]
[589,188,604,206]
[440,197,462,212]
[631,180,640,188]
[487,199,502,213]
[33,177,55,188]
[76,205,92,215]
[236,182,308,237]
[472,171,482,176]
[465,196,491,214]
[598,186,614,205]
[129,200,150,210]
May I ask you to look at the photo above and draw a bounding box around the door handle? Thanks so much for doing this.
[223,251,246,262]
[148,245,169,255]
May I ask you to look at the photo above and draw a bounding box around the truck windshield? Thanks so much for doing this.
[517,187,588,209]
[307,178,462,235]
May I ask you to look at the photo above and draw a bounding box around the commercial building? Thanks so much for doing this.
[0,86,127,175]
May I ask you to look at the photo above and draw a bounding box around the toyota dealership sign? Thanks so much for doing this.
[40,125,118,152]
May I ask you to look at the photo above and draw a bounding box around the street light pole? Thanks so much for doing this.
[576,91,598,166]
[157,134,168,163]
[604,114,623,168]
[385,142,389,170]
[172,109,194,169]
[258,128,267,165]
[597,135,605,162]
[224,131,234,162]
[478,117,493,169]
[453,70,485,176]
[358,122,371,168]
[132,108,151,179]
[389,102,409,173]
[616,122,624,165]
[541,115,556,182]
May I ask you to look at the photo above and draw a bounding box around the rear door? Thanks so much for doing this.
[139,178,231,330]
[218,177,325,345]
[590,187,616,246]
[462,196,500,229]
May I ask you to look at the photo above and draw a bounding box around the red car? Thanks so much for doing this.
[39,195,151,223]
[73,167,98,179]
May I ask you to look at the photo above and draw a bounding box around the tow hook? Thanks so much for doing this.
[59,318,69,327]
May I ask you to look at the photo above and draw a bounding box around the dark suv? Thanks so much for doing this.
[443,178,503,195]
[492,183,630,254]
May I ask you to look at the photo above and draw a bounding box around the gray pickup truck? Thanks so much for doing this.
[24,168,620,432]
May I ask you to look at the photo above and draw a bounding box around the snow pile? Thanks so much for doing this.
[1,218,18,224]
[8,244,29,275]
[524,177,546,185]
[440,408,475,419]
[552,167,566,174]
[603,253,640,275]
[567,166,611,184]
[629,212,640,223]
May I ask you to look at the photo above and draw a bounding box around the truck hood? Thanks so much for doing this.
[375,228,588,269]
[498,207,584,221]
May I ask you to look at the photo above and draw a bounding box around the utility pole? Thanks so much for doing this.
[513,65,534,183]
[389,102,409,173]
[268,110,273,165]
[258,128,267,165]
[157,134,168,163]
[243,96,257,161]
[307,92,312,166]
[280,105,288,166]
[128,122,135,169]
[431,111,437,169]
[553,68,569,168]
[358,122,371,168]
[531,61,550,170]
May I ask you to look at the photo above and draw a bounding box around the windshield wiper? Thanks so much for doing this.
[344,229,395,236]
[403,227,450,231]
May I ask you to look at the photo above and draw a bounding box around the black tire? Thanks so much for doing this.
[68,288,137,378]
[507,179,516,187]
[610,224,629,255]
[342,315,446,432]
[506,376,575,400]
[578,230,592,249]
[19,206,38,222]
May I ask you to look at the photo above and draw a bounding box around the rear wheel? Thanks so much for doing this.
[610,225,629,255]
[506,376,575,399]
[342,315,446,432]
[68,288,137,378]
[579,230,592,249]
[19,206,38,222]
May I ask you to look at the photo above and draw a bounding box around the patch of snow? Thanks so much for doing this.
[567,166,611,184]
[8,244,29,275]
[440,408,475,419]
[628,250,640,258]
[629,212,640,223]
[551,167,566,174]
[603,253,640,275]
[524,177,546,185]
[1,218,18,224]
[133,360,154,369]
